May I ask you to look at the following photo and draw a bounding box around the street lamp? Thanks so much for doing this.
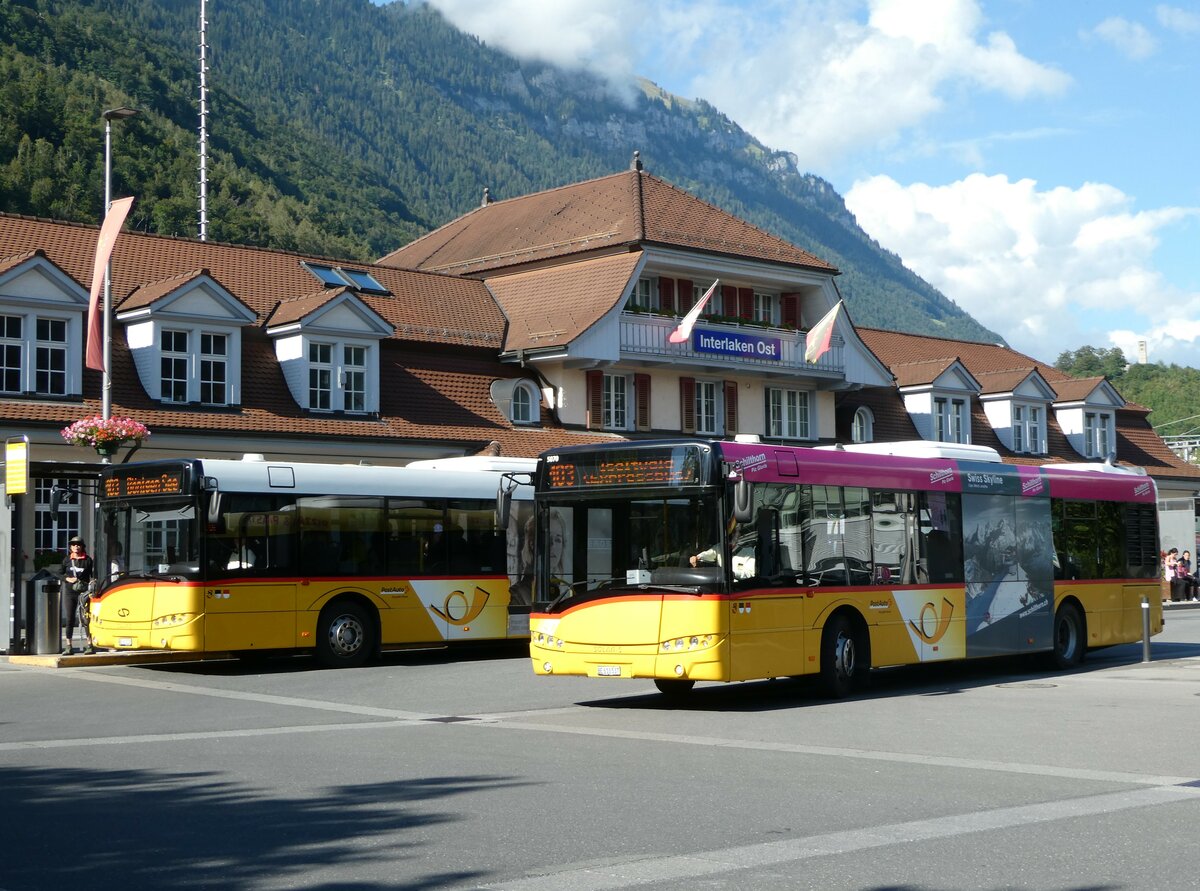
[101,106,139,421]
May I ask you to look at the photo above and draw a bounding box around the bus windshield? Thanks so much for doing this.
[536,491,724,607]
[101,496,202,582]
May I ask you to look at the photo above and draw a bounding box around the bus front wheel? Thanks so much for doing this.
[820,613,867,698]
[316,600,374,669]
[1050,602,1085,670]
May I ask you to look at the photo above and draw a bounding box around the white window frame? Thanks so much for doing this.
[603,373,628,430]
[200,331,228,407]
[852,407,874,443]
[629,278,656,311]
[511,380,540,425]
[160,329,190,403]
[934,396,969,444]
[1012,402,1044,454]
[35,317,69,396]
[1084,410,1113,458]
[695,380,719,435]
[309,341,334,411]
[35,477,80,557]
[342,344,366,412]
[752,292,775,325]
[767,387,811,440]
[0,309,81,396]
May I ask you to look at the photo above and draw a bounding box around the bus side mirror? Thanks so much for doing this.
[733,479,752,524]
[497,482,514,530]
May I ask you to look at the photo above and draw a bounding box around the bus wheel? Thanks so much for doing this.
[820,613,865,698]
[316,600,373,669]
[1050,602,1085,670]
[654,678,695,698]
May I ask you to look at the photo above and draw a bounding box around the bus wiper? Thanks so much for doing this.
[544,576,702,611]
[140,570,186,583]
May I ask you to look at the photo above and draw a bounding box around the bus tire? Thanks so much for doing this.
[316,600,374,669]
[820,612,867,698]
[654,678,695,698]
[1050,601,1085,670]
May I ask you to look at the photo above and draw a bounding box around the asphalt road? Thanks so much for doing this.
[2,611,1198,891]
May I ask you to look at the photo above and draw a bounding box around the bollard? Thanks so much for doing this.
[1141,596,1151,663]
[33,578,61,655]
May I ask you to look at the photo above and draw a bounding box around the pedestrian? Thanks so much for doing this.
[1178,549,1197,602]
[1164,548,1179,602]
[60,536,94,654]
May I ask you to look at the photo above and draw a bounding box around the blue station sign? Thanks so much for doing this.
[692,329,782,361]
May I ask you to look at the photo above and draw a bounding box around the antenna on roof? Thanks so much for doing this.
[198,0,209,240]
[631,150,643,171]
[481,187,492,207]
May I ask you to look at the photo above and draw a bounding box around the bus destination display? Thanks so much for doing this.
[104,470,186,498]
[545,447,703,489]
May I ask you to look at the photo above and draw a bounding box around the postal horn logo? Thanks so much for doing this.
[430,586,491,625]
[909,597,954,645]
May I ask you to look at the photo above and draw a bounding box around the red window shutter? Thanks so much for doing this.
[635,373,651,432]
[586,370,603,430]
[676,278,693,312]
[724,381,738,436]
[737,287,754,321]
[780,293,800,328]
[659,277,675,313]
[721,285,737,317]
[680,377,696,434]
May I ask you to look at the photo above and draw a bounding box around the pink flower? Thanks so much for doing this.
[61,416,151,448]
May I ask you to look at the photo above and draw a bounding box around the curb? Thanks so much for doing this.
[2,650,231,668]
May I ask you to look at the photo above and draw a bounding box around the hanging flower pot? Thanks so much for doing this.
[61,416,151,458]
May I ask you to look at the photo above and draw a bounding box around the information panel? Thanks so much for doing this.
[542,445,707,490]
[103,466,189,499]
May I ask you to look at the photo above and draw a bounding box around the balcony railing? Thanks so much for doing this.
[619,311,844,374]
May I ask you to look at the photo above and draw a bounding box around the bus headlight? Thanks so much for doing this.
[660,635,714,651]
[153,613,193,628]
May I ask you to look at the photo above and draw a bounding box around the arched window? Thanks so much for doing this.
[512,381,540,424]
[852,407,874,443]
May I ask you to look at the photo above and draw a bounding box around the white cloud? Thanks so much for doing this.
[844,173,1197,363]
[1156,4,1200,34]
[1084,17,1158,60]
[424,0,1069,173]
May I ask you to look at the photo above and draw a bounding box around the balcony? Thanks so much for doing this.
[619,311,843,374]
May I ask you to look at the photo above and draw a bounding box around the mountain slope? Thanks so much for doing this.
[0,0,999,343]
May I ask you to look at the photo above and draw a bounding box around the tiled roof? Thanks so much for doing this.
[858,327,1075,384]
[1049,376,1106,402]
[0,213,610,457]
[377,169,836,276]
[485,252,642,353]
[890,357,960,388]
[0,214,503,348]
[266,288,353,328]
[974,368,1042,395]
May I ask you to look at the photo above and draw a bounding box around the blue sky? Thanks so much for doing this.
[415,0,1200,367]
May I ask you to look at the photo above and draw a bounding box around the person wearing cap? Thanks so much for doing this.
[60,536,95,655]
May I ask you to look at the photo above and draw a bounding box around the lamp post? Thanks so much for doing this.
[101,106,139,421]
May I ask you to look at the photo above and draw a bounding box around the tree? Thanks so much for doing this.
[1054,345,1128,381]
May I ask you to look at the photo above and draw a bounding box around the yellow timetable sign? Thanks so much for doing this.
[5,436,29,496]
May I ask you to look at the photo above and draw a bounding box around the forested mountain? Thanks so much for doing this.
[0,0,1000,341]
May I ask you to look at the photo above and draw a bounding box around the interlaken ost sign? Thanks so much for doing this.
[691,329,782,360]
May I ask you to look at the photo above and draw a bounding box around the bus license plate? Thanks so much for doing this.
[596,665,622,677]
[117,637,134,647]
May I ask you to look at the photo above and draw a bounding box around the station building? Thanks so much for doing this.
[0,156,1196,619]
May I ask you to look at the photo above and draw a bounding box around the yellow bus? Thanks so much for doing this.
[527,439,1162,696]
[90,455,534,667]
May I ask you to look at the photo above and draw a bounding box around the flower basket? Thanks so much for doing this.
[61,416,150,456]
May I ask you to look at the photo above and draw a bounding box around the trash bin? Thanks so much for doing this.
[29,569,61,655]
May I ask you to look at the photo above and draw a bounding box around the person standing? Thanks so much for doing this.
[60,536,95,655]
[1165,548,1180,602]
[1178,549,1197,602]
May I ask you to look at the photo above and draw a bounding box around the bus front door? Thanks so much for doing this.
[203,574,297,653]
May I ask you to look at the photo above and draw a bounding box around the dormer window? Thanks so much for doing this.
[0,312,76,396]
[156,328,232,405]
[1012,403,1044,454]
[934,396,968,443]
[852,407,874,443]
[1084,411,1113,458]
[306,341,371,413]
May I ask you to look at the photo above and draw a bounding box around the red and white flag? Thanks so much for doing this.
[668,279,719,344]
[804,300,842,364]
[86,196,135,372]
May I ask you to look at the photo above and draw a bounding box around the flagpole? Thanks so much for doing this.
[100,107,138,421]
